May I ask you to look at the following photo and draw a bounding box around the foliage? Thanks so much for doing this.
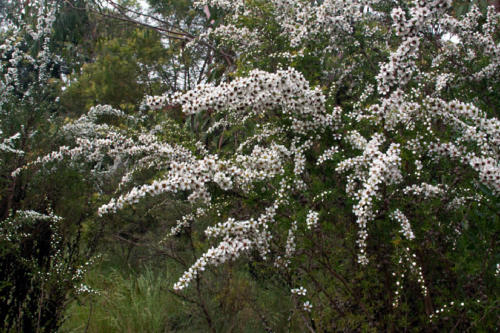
[0,210,93,332]
[60,28,169,114]
[3,0,500,332]
[62,265,176,333]
[0,1,100,331]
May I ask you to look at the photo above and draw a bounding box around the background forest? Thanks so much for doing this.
[0,0,499,332]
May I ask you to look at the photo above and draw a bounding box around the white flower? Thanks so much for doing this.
[303,301,312,312]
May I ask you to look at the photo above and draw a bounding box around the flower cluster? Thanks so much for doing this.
[146,68,331,135]
[173,236,252,290]
[392,247,428,308]
[337,134,402,264]
[275,221,297,268]
[378,1,452,94]
[390,209,415,240]
[173,203,279,290]
[428,300,466,322]
[402,183,445,199]
[187,24,260,53]
[305,210,319,230]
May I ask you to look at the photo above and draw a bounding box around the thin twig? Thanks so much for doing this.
[63,0,234,67]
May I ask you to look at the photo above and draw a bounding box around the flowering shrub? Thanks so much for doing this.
[19,0,499,330]
[0,0,61,218]
[0,2,102,331]
[0,210,95,331]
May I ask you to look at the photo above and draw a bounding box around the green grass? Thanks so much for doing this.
[61,264,179,333]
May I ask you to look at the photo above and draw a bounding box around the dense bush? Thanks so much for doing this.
[3,0,500,331]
